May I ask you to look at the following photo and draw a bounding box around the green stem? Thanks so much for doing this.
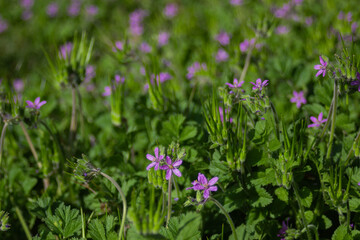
[100,172,127,240]
[166,175,172,228]
[0,122,8,167]
[292,182,312,240]
[70,86,77,144]
[307,225,319,240]
[209,197,238,240]
[81,207,86,239]
[239,37,257,83]
[15,206,32,240]
[326,80,338,160]
[345,130,360,166]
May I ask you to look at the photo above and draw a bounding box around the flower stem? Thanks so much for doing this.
[326,80,338,160]
[292,181,313,240]
[209,197,238,240]
[15,206,32,240]
[239,38,257,83]
[100,172,127,240]
[0,122,8,167]
[166,175,172,228]
[70,86,77,144]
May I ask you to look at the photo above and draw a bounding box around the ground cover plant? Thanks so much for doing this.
[1,0,360,239]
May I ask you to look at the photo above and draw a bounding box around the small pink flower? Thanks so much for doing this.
[250,78,269,91]
[160,156,182,180]
[140,42,152,53]
[158,32,170,46]
[26,97,47,109]
[225,78,244,89]
[164,3,178,18]
[215,49,229,62]
[146,147,164,171]
[314,56,327,77]
[308,112,327,128]
[102,86,111,96]
[216,31,230,46]
[230,0,243,6]
[47,2,59,17]
[290,91,306,108]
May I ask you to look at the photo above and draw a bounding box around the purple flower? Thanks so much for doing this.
[358,182,360,186]
[84,65,96,83]
[112,41,124,52]
[186,173,218,199]
[158,32,170,46]
[115,75,125,84]
[68,0,81,17]
[239,39,255,52]
[187,62,207,79]
[338,11,344,20]
[274,4,290,18]
[250,78,269,91]
[216,32,230,46]
[47,2,59,17]
[276,26,289,35]
[60,42,73,60]
[219,107,233,123]
[144,72,172,91]
[350,72,360,92]
[347,12,352,22]
[86,5,98,16]
[140,42,152,53]
[277,219,289,239]
[146,147,164,171]
[230,0,243,6]
[0,17,8,34]
[102,86,111,96]
[308,112,327,128]
[164,3,178,18]
[160,156,182,180]
[129,9,147,36]
[314,56,327,77]
[20,0,34,9]
[226,78,244,89]
[13,79,24,92]
[290,91,306,108]
[352,22,358,33]
[215,49,229,62]
[26,97,47,109]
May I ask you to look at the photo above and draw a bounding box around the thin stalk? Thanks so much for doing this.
[70,86,77,143]
[173,177,180,199]
[19,121,40,167]
[100,172,127,240]
[0,122,9,167]
[347,200,351,233]
[269,101,280,140]
[209,197,238,240]
[166,176,172,228]
[81,207,86,239]
[345,130,360,166]
[239,38,257,83]
[15,206,32,240]
[292,182,312,240]
[326,80,338,160]
[307,225,319,240]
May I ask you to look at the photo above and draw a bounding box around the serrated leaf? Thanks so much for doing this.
[275,187,289,203]
[250,187,273,208]
[88,219,106,240]
[299,187,313,208]
[332,225,352,240]
[159,212,201,240]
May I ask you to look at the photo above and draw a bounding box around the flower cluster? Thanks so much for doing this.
[103,75,125,96]
[187,62,207,79]
[129,9,147,36]
[146,147,183,180]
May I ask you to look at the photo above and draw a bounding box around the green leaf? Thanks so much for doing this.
[250,187,273,208]
[275,187,289,203]
[332,225,352,240]
[159,212,201,240]
[88,219,106,240]
[320,215,332,230]
[179,126,197,142]
[299,187,313,208]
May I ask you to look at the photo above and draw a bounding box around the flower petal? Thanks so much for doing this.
[203,189,210,199]
[314,65,322,70]
[208,186,218,192]
[198,173,208,185]
[319,56,325,66]
[146,154,155,161]
[165,169,172,180]
[318,112,323,121]
[154,147,159,158]
[315,70,322,77]
[310,116,317,123]
[34,97,40,105]
[172,160,182,167]
[166,156,172,165]
[146,162,156,170]
[208,177,219,186]
[37,101,47,108]
[172,168,182,177]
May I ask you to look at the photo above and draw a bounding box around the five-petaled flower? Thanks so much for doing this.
[146,147,164,170]
[225,78,244,89]
[314,56,327,77]
[290,91,306,108]
[308,112,327,128]
[160,156,182,180]
[186,173,218,199]
[26,97,47,109]
[250,78,269,92]
[277,218,290,240]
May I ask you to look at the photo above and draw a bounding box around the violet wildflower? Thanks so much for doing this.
[60,42,73,60]
[308,112,327,128]
[146,147,164,171]
[186,62,207,79]
[102,86,111,96]
[250,78,269,91]
[129,9,147,36]
[216,31,230,46]
[164,3,178,18]
[352,22,358,33]
[314,56,327,77]
[290,91,306,108]
[276,26,289,35]
[350,72,360,92]
[160,156,182,180]
[347,12,352,22]
[84,65,96,83]
[144,72,172,91]
[338,11,344,20]
[158,32,170,46]
[113,41,124,52]
[277,219,289,239]
[0,17,8,34]
[140,42,152,53]
[225,78,244,89]
[46,2,59,17]
[68,0,81,17]
[86,5,98,16]
[186,173,218,199]
[358,182,360,186]
[230,0,243,6]
[115,75,125,84]
[215,49,229,62]
[274,4,290,18]
[13,79,24,92]
[20,0,34,9]
[26,97,47,109]
[239,39,255,52]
